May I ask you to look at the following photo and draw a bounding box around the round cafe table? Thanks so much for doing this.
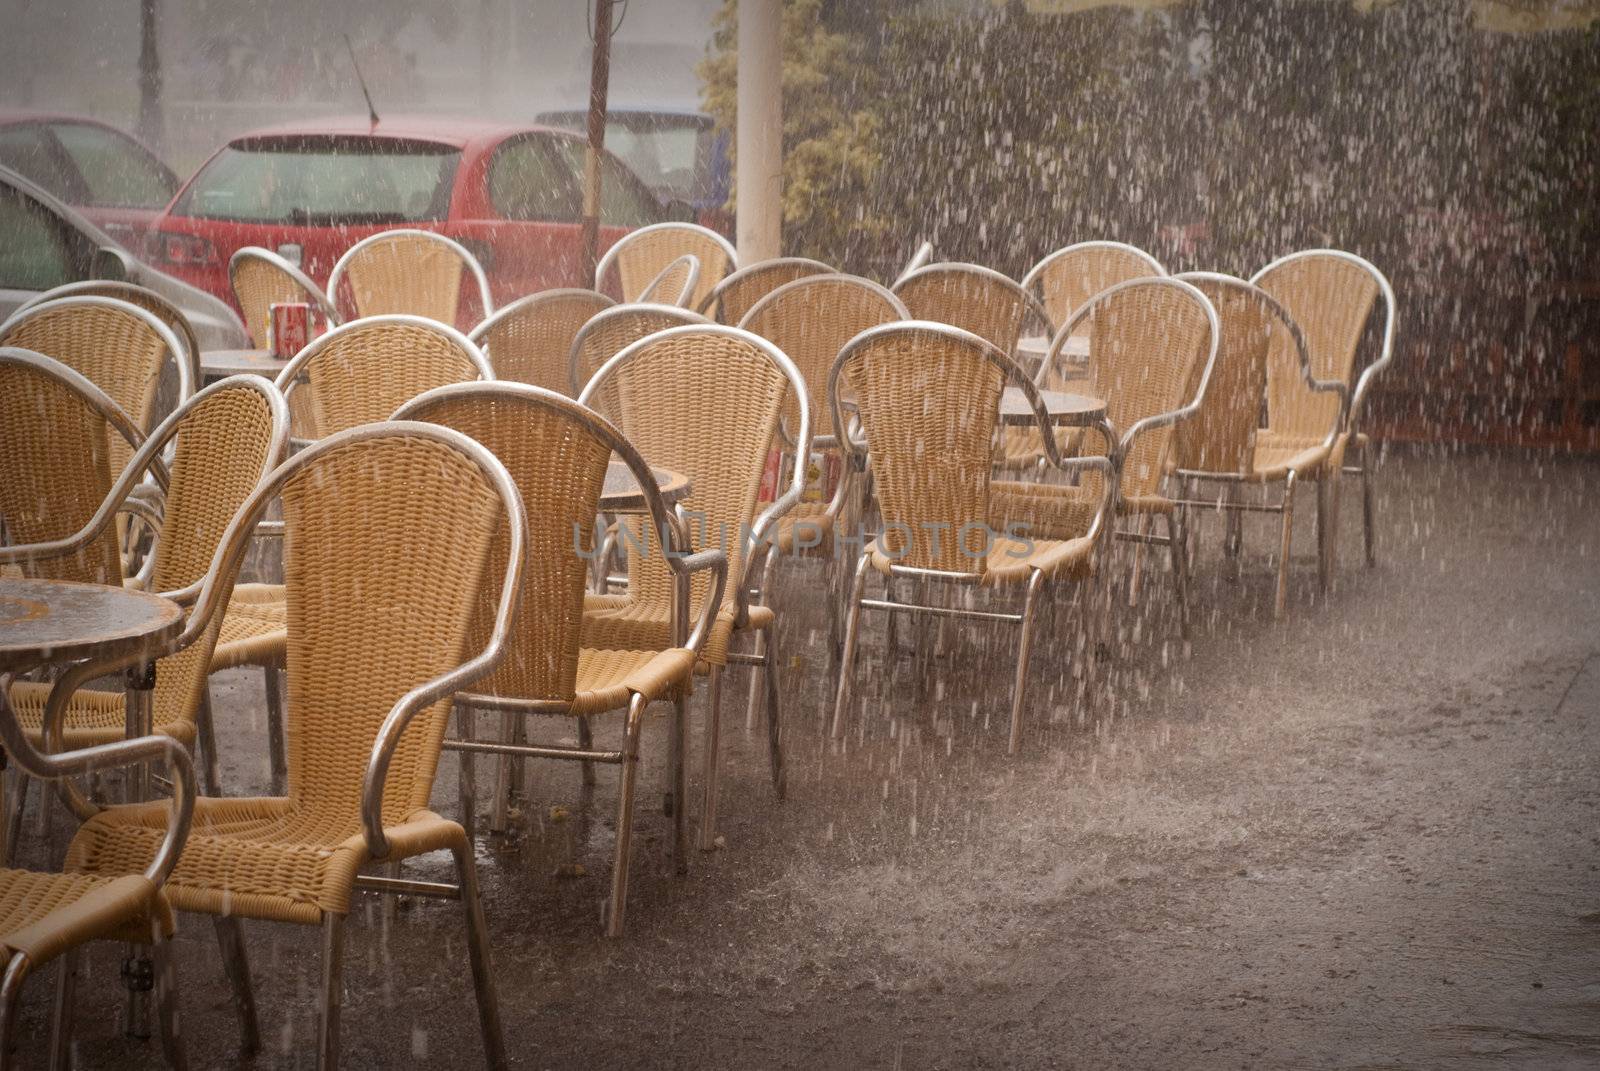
[200,347,289,381]
[1015,333,1090,378]
[999,387,1105,427]
[0,577,184,855]
[600,461,691,514]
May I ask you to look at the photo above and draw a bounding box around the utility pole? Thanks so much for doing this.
[580,0,615,287]
[736,0,782,262]
[138,0,163,150]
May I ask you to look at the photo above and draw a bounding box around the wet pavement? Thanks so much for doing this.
[15,445,1600,1069]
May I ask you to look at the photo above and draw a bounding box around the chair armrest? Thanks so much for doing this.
[7,669,195,887]
[670,547,728,654]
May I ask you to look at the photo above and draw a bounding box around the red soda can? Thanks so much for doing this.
[269,302,311,358]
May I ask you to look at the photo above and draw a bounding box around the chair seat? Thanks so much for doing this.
[1249,431,1347,481]
[212,584,287,671]
[0,868,172,966]
[7,680,197,751]
[582,597,774,667]
[463,646,699,716]
[864,529,1095,584]
[67,797,465,925]
[771,504,834,554]
[989,479,1170,546]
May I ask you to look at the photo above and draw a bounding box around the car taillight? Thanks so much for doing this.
[148,231,218,267]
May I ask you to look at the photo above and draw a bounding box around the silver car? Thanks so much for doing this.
[0,163,247,348]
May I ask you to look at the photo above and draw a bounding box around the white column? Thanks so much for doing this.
[736,0,782,263]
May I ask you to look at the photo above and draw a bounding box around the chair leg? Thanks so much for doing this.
[195,690,223,797]
[697,666,725,852]
[0,954,27,1071]
[456,703,477,842]
[669,691,689,876]
[1008,570,1044,756]
[451,842,507,1070]
[1360,447,1377,567]
[489,712,514,834]
[3,772,25,868]
[763,628,785,800]
[263,664,286,796]
[605,694,648,938]
[1223,484,1244,561]
[211,916,260,1056]
[151,932,187,1071]
[316,913,344,1071]
[1167,510,1191,641]
[577,717,596,788]
[48,946,79,1071]
[826,549,845,669]
[1127,514,1153,607]
[1275,471,1298,619]
[1315,474,1332,595]
[745,546,778,731]
[830,556,871,740]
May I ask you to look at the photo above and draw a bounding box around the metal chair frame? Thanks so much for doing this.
[828,321,1118,754]
[636,253,702,307]
[468,288,614,390]
[594,222,738,305]
[326,229,494,322]
[696,256,834,321]
[394,382,727,935]
[891,241,934,288]
[13,280,204,392]
[566,302,710,398]
[892,261,1052,352]
[1020,240,1167,332]
[578,324,811,851]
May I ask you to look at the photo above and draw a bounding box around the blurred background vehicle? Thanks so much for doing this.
[144,115,677,319]
[0,162,248,348]
[536,105,731,235]
[0,110,180,250]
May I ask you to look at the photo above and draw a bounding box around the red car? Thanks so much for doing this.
[0,110,180,249]
[145,115,679,318]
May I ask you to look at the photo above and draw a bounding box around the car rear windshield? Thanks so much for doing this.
[171,137,459,225]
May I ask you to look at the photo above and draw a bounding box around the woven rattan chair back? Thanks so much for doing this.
[229,246,342,348]
[0,296,189,476]
[1065,279,1215,498]
[0,348,142,585]
[701,257,833,324]
[636,254,701,307]
[16,280,203,390]
[327,229,493,325]
[1169,274,1280,475]
[568,303,709,400]
[1251,251,1381,442]
[1021,242,1166,334]
[469,289,614,392]
[273,315,492,441]
[892,262,1036,354]
[276,426,510,819]
[395,385,621,703]
[831,323,1010,574]
[580,326,799,633]
[739,273,907,441]
[595,222,737,311]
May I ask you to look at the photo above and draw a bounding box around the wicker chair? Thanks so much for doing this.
[636,253,701,307]
[595,222,737,311]
[578,325,809,851]
[892,262,1043,355]
[274,314,493,443]
[326,229,494,326]
[2,365,287,812]
[228,246,342,348]
[699,257,833,324]
[65,421,525,1070]
[567,302,709,399]
[828,321,1115,752]
[0,296,192,478]
[0,678,195,1069]
[1020,241,1166,337]
[735,274,907,701]
[469,288,614,392]
[14,280,204,393]
[394,383,727,935]
[891,241,934,287]
[1164,273,1331,617]
[990,278,1219,639]
[1250,249,1396,574]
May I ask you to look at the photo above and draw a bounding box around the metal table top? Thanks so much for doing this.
[600,461,692,514]
[999,387,1106,427]
[0,577,183,674]
[201,348,289,380]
